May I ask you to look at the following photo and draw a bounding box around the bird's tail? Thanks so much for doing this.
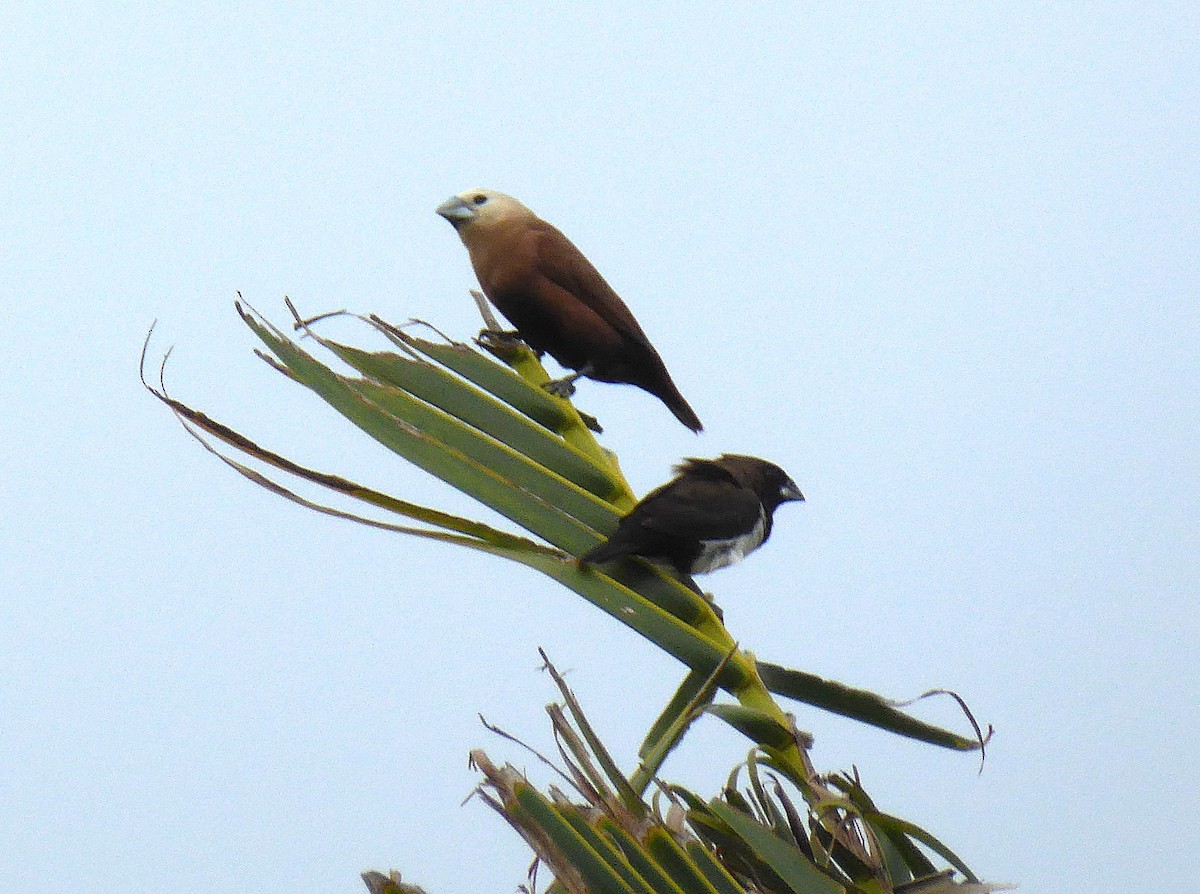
[580,538,631,566]
[666,393,703,433]
[656,380,703,433]
[626,352,703,432]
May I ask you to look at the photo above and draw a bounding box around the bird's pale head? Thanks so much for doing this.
[436,188,536,244]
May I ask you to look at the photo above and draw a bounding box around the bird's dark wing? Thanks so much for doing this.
[533,222,657,352]
[633,478,763,542]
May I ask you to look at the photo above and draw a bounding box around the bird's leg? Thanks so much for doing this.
[698,587,724,622]
[544,365,592,398]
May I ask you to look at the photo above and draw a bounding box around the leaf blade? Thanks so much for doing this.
[756,662,982,752]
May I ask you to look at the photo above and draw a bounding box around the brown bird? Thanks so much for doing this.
[582,455,803,575]
[436,188,703,432]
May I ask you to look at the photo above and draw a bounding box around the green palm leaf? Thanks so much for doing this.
[146,301,1002,893]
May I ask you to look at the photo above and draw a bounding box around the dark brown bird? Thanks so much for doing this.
[582,455,803,575]
[436,188,703,432]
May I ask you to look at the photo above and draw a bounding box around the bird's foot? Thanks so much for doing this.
[678,575,723,621]
[543,365,591,399]
[542,375,579,398]
[532,368,602,430]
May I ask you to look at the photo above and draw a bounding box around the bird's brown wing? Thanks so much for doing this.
[532,222,657,352]
[633,478,763,542]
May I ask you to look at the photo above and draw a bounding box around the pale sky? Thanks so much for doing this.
[3,4,1197,893]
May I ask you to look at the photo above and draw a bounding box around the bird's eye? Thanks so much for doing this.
[472,194,488,205]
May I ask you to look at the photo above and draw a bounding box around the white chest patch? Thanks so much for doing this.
[692,510,767,574]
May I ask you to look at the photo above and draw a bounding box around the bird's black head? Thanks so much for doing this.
[714,454,804,513]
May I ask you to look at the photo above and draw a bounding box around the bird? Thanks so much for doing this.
[581,454,803,576]
[436,188,703,432]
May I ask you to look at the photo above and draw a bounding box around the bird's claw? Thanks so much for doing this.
[543,377,578,398]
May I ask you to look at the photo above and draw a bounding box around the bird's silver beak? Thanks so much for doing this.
[781,480,805,502]
[436,196,475,226]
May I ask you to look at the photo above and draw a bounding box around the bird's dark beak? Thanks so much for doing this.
[436,196,475,228]
[781,480,805,503]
